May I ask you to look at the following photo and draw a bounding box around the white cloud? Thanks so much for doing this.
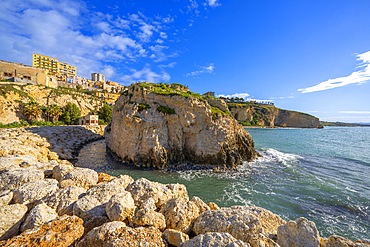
[186,63,215,77]
[298,51,370,93]
[339,111,370,114]
[217,92,250,99]
[205,0,221,8]
[121,67,170,84]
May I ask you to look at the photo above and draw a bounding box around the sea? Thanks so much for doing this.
[76,127,370,241]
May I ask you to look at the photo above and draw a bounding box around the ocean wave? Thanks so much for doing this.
[253,148,302,167]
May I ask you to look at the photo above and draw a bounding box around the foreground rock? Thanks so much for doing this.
[0,126,368,246]
[106,82,257,169]
[1,215,84,247]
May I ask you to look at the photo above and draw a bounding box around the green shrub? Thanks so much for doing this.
[137,103,151,112]
[157,105,176,115]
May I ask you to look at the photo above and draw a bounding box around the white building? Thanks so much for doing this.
[91,73,105,82]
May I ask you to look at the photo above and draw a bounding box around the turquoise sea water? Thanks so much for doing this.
[76,127,370,240]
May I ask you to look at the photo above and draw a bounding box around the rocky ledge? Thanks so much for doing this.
[106,83,257,169]
[0,126,369,246]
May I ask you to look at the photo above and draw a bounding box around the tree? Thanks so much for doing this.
[98,103,113,124]
[61,102,81,125]
[22,101,42,122]
[46,104,63,123]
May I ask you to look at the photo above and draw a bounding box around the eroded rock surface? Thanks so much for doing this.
[182,232,249,247]
[106,83,256,168]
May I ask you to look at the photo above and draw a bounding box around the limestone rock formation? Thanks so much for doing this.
[229,102,322,128]
[0,190,13,206]
[126,177,188,209]
[77,221,166,247]
[321,235,370,247]
[1,215,84,247]
[0,204,28,240]
[193,205,285,246]
[106,192,136,221]
[163,229,189,247]
[0,168,44,191]
[20,203,58,232]
[277,217,320,247]
[106,83,256,169]
[182,232,249,247]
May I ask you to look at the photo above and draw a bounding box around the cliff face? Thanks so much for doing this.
[229,103,322,128]
[0,84,103,124]
[105,83,256,169]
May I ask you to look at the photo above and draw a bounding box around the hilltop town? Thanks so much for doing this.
[0,54,125,104]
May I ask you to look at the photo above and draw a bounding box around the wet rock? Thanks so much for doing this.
[20,203,58,232]
[0,190,13,206]
[106,192,136,221]
[0,204,28,240]
[42,185,86,215]
[163,229,189,247]
[77,221,166,247]
[126,177,188,209]
[12,179,59,206]
[277,217,320,247]
[161,197,200,234]
[1,215,84,247]
[182,232,249,247]
[0,168,44,191]
[193,206,285,245]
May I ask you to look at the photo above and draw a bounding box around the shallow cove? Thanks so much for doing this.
[76,127,370,241]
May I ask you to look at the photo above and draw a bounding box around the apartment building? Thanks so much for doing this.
[32,53,76,81]
[91,73,105,82]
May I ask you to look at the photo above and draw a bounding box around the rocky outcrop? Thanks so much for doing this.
[0,84,103,124]
[0,126,368,246]
[229,102,322,128]
[106,83,257,169]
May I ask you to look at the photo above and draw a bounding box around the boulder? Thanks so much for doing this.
[52,163,74,181]
[182,232,249,247]
[163,229,189,247]
[160,197,200,234]
[73,175,133,221]
[0,204,28,240]
[322,235,370,247]
[130,208,166,231]
[0,168,44,191]
[190,196,210,214]
[0,190,13,206]
[1,215,84,247]
[97,172,115,183]
[105,83,256,169]
[58,167,98,189]
[106,192,136,221]
[42,185,86,215]
[12,179,59,206]
[193,206,285,246]
[126,177,188,209]
[20,203,58,232]
[277,217,320,247]
[77,221,166,247]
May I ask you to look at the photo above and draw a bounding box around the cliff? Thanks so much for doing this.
[0,84,104,124]
[228,102,322,128]
[105,83,257,169]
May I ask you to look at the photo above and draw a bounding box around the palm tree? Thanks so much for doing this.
[22,101,42,122]
[46,104,63,123]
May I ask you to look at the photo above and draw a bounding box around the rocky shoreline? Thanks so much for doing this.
[0,126,369,246]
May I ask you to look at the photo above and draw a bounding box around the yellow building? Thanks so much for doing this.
[32,53,76,81]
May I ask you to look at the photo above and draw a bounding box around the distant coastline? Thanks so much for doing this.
[320,121,370,127]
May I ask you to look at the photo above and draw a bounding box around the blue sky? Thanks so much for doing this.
[1,0,370,122]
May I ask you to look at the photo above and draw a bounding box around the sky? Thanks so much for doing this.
[1,0,370,123]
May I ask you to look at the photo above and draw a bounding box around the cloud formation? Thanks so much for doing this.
[186,63,215,77]
[205,0,221,8]
[298,51,370,93]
